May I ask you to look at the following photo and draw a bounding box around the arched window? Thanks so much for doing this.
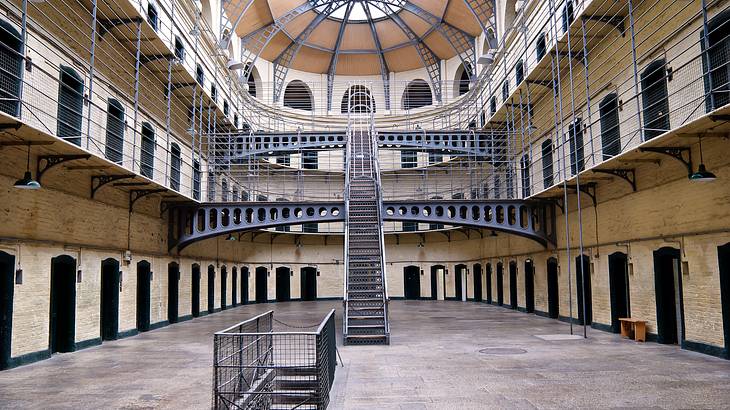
[703,9,730,112]
[105,99,125,164]
[0,20,22,117]
[402,80,432,109]
[140,122,155,178]
[521,154,530,197]
[568,118,584,175]
[456,63,471,97]
[193,160,201,200]
[341,85,375,113]
[283,80,314,111]
[542,139,554,189]
[599,93,620,159]
[195,64,204,85]
[147,3,158,31]
[536,33,547,62]
[562,0,574,33]
[515,60,524,85]
[57,66,84,146]
[641,59,670,140]
[170,142,181,191]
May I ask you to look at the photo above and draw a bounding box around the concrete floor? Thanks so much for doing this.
[1,301,729,409]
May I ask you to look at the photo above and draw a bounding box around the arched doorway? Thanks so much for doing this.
[300,267,317,301]
[430,265,443,300]
[191,264,201,317]
[256,267,268,303]
[100,258,120,341]
[276,267,291,302]
[524,260,534,313]
[0,251,15,369]
[509,262,518,309]
[50,255,76,353]
[473,263,483,302]
[241,267,249,304]
[403,266,420,300]
[454,264,467,301]
[496,262,504,306]
[168,262,179,324]
[547,258,559,319]
[575,255,592,325]
[608,252,630,333]
[717,243,730,357]
[231,267,238,306]
[485,263,493,303]
[207,265,215,313]
[220,266,227,310]
[653,247,683,344]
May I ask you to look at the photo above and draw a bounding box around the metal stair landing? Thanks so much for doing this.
[343,127,390,345]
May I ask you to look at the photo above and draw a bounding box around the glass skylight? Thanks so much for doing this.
[315,1,403,22]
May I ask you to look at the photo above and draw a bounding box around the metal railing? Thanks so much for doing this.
[212,309,337,410]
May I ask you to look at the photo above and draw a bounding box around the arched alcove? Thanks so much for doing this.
[402,79,433,110]
[283,80,314,111]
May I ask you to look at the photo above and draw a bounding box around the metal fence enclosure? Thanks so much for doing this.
[212,309,337,409]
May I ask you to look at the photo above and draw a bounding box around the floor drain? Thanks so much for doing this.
[478,347,527,355]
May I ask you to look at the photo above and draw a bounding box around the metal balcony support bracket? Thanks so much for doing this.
[526,79,555,89]
[91,174,136,198]
[37,154,91,184]
[554,50,585,66]
[581,15,626,37]
[709,114,730,122]
[593,168,637,191]
[639,147,692,177]
[140,54,172,65]
[130,189,166,211]
[170,82,197,92]
[565,182,597,207]
[546,197,565,214]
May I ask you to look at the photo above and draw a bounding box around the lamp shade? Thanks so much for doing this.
[14,171,41,190]
[689,164,716,182]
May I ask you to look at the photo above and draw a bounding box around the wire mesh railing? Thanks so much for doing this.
[212,309,337,410]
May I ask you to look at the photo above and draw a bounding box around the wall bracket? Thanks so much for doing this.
[565,182,597,207]
[582,15,626,36]
[91,174,136,198]
[37,154,91,184]
[593,168,636,191]
[639,147,692,176]
[129,189,166,211]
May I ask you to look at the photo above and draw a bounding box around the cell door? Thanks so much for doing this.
[473,264,482,302]
[300,267,317,301]
[485,264,492,304]
[575,255,592,326]
[524,260,534,313]
[136,261,151,331]
[0,251,15,369]
[50,255,76,353]
[403,266,421,300]
[168,263,179,324]
[496,263,504,306]
[608,253,630,333]
[717,243,730,356]
[256,267,268,303]
[641,59,670,140]
[547,259,559,319]
[653,248,684,344]
[241,267,249,304]
[276,267,291,302]
[100,258,120,341]
[191,264,200,318]
[509,262,518,309]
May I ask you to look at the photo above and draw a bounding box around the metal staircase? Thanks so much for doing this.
[343,114,390,345]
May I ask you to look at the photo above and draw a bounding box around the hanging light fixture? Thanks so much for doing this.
[14,144,41,190]
[226,234,237,241]
[689,137,717,182]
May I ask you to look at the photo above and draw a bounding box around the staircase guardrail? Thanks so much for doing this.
[212,309,337,410]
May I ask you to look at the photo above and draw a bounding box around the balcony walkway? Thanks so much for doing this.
[0,301,728,408]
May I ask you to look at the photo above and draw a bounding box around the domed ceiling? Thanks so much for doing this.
[224,0,488,74]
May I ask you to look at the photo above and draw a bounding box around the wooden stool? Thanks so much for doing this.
[618,318,646,342]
